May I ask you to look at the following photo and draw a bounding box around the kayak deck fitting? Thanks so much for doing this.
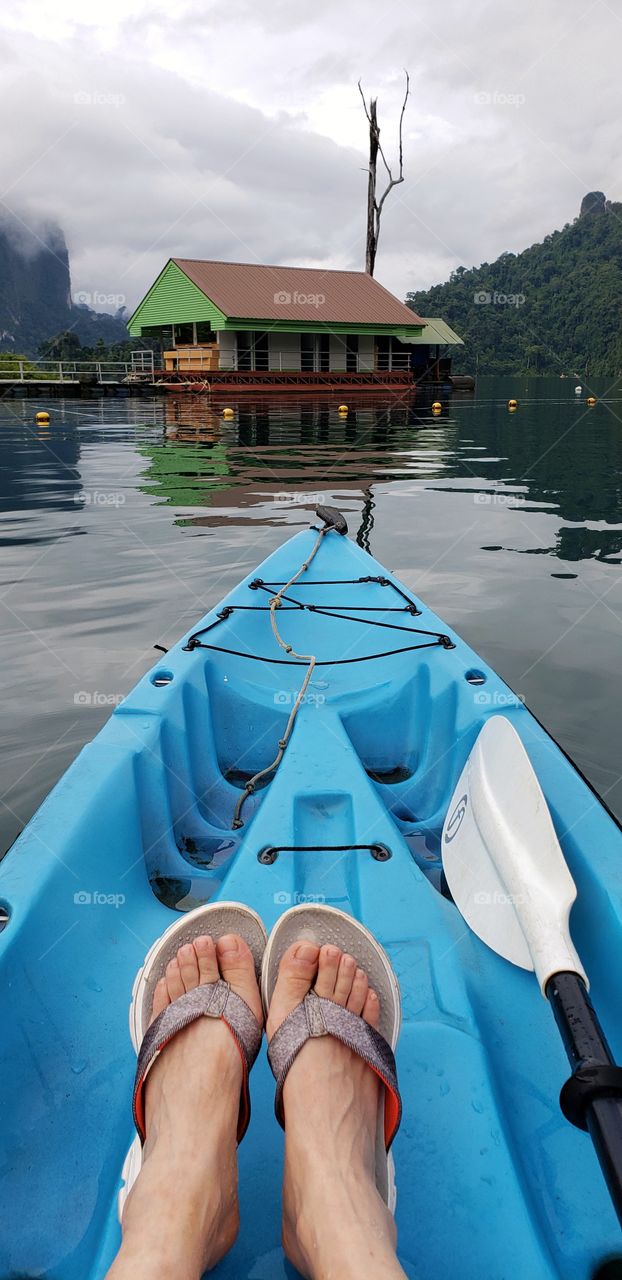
[1,509,621,1278]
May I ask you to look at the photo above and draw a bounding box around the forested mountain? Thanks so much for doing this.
[406,192,622,375]
[0,215,128,355]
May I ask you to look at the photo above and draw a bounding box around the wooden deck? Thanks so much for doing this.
[153,368,415,395]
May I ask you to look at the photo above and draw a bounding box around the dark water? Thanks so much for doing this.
[1,375,621,855]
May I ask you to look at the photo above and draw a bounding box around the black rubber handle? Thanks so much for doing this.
[316,505,348,535]
[547,971,622,1227]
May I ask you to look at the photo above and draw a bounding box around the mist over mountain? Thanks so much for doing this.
[406,193,622,376]
[0,213,129,355]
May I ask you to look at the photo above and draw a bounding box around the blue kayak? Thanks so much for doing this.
[1,510,621,1278]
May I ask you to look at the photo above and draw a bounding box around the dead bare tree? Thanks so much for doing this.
[358,71,410,276]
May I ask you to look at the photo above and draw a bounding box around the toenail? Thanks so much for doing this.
[293,942,319,962]
[217,934,241,956]
[341,954,355,967]
[179,944,194,959]
[356,968,365,980]
[323,945,340,960]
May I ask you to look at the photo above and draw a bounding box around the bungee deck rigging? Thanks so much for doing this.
[183,574,455,660]
[185,507,455,830]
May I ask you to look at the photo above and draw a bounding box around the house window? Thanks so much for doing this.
[300,334,330,372]
[376,336,390,370]
[142,325,172,353]
[391,338,411,371]
[300,334,315,371]
[196,322,215,343]
[346,335,358,373]
[237,332,253,369]
[173,323,194,346]
[253,332,269,371]
[236,331,269,370]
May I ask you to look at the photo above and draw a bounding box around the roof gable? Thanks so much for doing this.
[128,260,227,334]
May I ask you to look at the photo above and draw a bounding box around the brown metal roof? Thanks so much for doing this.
[172,258,423,327]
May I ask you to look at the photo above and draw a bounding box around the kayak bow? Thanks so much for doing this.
[1,507,621,1278]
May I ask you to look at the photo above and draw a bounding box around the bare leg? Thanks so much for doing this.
[107,933,263,1280]
[267,941,408,1280]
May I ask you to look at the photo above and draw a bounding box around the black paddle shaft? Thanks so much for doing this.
[547,971,622,1227]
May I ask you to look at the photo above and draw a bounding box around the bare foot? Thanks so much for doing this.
[267,941,407,1280]
[107,933,262,1280]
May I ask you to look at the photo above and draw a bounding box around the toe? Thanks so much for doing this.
[346,967,369,1017]
[150,976,170,1022]
[313,944,341,999]
[216,934,263,1025]
[362,987,381,1030]
[178,942,200,993]
[194,934,220,985]
[165,956,185,1003]
[333,953,357,1006]
[266,940,320,1038]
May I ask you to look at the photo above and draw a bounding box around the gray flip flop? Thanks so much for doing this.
[118,901,267,1221]
[261,904,402,1210]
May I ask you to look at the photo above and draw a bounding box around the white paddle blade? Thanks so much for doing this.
[442,716,588,994]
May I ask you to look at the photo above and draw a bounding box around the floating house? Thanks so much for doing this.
[128,258,463,394]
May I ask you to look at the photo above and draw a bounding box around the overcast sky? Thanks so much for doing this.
[2,0,621,311]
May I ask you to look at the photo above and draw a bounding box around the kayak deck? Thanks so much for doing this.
[1,525,621,1277]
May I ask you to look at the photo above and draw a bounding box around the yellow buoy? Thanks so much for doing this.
[431,401,442,412]
[35,411,50,423]
[508,399,518,409]
[586,396,597,406]
[338,404,348,414]
[222,407,235,418]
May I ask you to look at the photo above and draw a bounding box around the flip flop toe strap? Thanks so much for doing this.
[268,989,402,1148]
[132,979,262,1144]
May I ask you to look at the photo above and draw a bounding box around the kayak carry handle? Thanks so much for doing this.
[315,505,348,535]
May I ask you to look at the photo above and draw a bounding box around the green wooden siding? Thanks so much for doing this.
[129,259,424,340]
[129,261,228,334]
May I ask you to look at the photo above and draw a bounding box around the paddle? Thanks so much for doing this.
[441,715,622,1226]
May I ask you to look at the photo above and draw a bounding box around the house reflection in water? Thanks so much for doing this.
[138,394,454,545]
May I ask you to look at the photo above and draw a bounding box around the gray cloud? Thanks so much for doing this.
[1,0,620,310]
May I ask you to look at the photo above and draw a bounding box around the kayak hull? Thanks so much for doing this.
[1,524,621,1278]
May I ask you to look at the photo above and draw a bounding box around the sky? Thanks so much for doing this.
[2,0,621,312]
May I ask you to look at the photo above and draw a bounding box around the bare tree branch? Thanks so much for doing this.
[359,70,410,275]
[357,78,373,125]
[377,71,409,183]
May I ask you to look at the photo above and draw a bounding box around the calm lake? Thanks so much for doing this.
[1,374,621,857]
